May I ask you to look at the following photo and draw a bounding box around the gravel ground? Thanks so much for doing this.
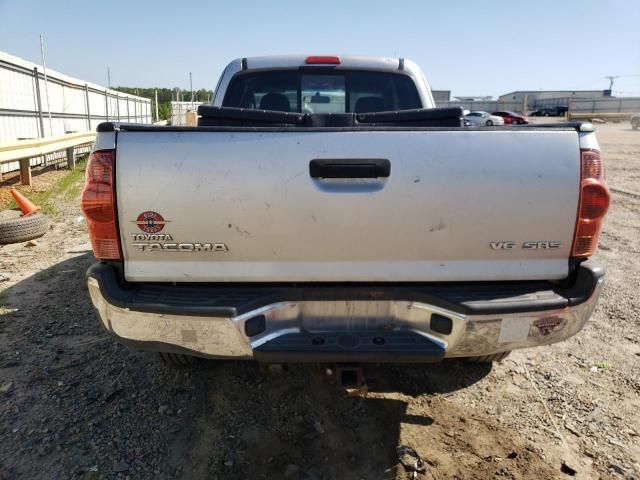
[0,121,638,480]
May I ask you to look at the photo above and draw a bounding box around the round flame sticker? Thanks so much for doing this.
[135,211,167,234]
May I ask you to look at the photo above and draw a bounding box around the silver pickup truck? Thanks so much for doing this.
[82,55,610,366]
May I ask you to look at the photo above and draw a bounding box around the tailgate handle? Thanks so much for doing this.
[309,159,390,179]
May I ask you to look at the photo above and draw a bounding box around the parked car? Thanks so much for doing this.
[82,55,609,368]
[464,111,505,126]
[631,113,639,130]
[531,106,569,117]
[492,111,528,125]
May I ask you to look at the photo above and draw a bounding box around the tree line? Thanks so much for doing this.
[113,87,213,120]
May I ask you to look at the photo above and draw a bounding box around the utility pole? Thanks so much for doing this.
[605,75,619,91]
[568,95,573,120]
[190,72,194,108]
[107,67,111,88]
[154,89,159,122]
[39,34,53,137]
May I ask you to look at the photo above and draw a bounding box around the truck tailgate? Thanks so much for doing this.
[115,129,580,282]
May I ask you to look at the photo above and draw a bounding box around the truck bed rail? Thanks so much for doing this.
[196,106,464,128]
[98,120,590,133]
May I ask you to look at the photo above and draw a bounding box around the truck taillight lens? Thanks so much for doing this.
[571,149,610,258]
[81,149,122,260]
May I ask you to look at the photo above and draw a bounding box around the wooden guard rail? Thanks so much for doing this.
[0,131,96,186]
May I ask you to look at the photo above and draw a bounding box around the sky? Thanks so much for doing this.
[0,0,639,98]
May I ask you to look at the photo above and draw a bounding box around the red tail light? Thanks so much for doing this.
[571,149,610,258]
[81,149,122,260]
[305,56,341,65]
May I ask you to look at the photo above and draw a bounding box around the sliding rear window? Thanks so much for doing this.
[223,70,421,113]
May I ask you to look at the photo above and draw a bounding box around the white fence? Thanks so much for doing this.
[0,50,152,144]
[170,101,203,126]
[568,97,640,113]
[0,51,152,175]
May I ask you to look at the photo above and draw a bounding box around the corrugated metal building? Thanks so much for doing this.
[431,90,450,102]
[498,90,610,104]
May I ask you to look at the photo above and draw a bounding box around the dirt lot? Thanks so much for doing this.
[0,122,638,480]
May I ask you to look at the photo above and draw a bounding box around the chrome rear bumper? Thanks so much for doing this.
[87,263,604,362]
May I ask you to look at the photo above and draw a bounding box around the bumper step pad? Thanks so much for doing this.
[254,330,445,363]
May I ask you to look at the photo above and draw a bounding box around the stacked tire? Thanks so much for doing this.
[0,209,49,244]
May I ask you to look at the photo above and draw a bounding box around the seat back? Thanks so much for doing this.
[354,96,385,113]
[260,92,291,112]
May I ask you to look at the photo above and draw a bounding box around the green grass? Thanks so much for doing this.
[0,291,11,315]
[4,159,87,215]
[595,361,611,370]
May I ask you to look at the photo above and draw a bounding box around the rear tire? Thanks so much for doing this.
[486,120,494,126]
[633,122,639,130]
[465,351,511,363]
[157,352,196,366]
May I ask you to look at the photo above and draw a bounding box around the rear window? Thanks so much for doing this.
[223,70,422,113]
